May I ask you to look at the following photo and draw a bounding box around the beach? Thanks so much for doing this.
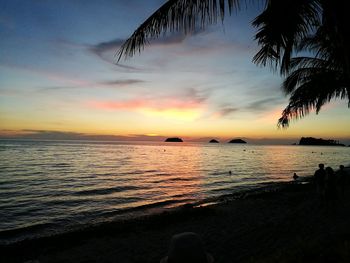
[2,168,350,263]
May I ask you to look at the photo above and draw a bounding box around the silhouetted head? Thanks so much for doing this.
[318,163,324,169]
[325,166,334,175]
[340,165,344,170]
[160,232,214,263]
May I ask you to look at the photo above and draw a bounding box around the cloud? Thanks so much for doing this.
[89,97,203,111]
[217,107,239,116]
[37,86,75,92]
[90,38,125,57]
[0,129,167,141]
[99,79,145,87]
[113,63,143,71]
[90,34,186,58]
[245,97,285,112]
[89,29,209,63]
[89,87,208,110]
[88,87,209,121]
[210,105,239,119]
[185,87,208,103]
[36,78,145,92]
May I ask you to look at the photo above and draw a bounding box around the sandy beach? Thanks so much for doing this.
[1,169,350,263]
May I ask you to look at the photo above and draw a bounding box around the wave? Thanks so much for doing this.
[73,185,141,196]
[52,163,71,167]
[165,177,200,182]
[121,198,190,212]
[0,222,57,244]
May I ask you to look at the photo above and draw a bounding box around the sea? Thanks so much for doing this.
[1,139,349,244]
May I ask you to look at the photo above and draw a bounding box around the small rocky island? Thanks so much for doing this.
[165,137,183,142]
[228,139,247,144]
[209,139,219,143]
[299,137,345,146]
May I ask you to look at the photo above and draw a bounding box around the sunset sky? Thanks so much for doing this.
[1,0,349,144]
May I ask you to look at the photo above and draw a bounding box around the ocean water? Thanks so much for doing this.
[1,139,349,244]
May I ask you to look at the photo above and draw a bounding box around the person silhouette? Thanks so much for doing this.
[325,166,337,205]
[160,232,214,263]
[336,165,347,198]
[314,163,326,202]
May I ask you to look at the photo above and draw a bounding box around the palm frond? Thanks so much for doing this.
[288,57,329,71]
[282,57,331,94]
[252,0,321,74]
[117,0,243,61]
[278,70,346,127]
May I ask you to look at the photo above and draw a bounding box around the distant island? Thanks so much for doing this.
[299,137,345,146]
[165,137,183,142]
[209,139,219,143]
[228,139,247,144]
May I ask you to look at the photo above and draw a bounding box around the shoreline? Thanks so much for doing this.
[2,171,350,262]
[0,178,308,246]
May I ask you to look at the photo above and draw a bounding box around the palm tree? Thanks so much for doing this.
[278,23,350,127]
[117,0,350,125]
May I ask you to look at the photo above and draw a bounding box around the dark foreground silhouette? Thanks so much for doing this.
[160,232,214,263]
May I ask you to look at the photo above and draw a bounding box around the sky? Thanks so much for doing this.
[0,0,349,144]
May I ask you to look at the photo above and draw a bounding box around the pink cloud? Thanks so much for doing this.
[89,97,204,112]
[90,99,146,110]
[88,98,206,121]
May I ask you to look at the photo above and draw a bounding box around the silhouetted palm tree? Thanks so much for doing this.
[278,23,350,126]
[117,0,350,125]
[251,0,320,74]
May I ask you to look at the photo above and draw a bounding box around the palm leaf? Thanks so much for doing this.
[278,69,347,127]
[282,57,331,94]
[117,0,245,61]
[252,0,321,74]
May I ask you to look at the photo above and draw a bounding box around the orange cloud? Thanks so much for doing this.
[88,97,206,121]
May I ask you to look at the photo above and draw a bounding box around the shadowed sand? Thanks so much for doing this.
[1,168,350,263]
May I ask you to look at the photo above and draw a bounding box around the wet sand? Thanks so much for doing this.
[1,169,350,263]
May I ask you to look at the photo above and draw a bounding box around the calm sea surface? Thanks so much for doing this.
[1,139,349,244]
